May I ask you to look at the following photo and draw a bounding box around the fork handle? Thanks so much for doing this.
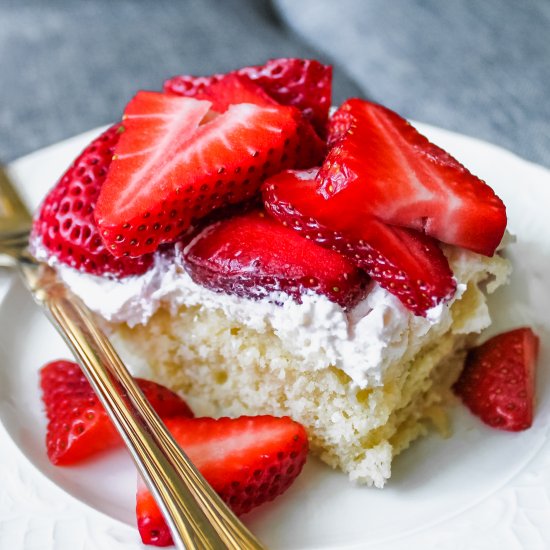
[19,259,264,550]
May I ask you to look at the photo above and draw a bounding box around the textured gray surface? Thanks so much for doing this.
[1,0,549,167]
[0,0,360,161]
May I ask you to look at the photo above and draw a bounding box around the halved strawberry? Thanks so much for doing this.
[136,416,308,546]
[31,125,153,277]
[164,57,332,136]
[317,99,507,256]
[454,328,539,431]
[181,210,368,308]
[40,360,193,465]
[326,106,353,147]
[263,169,456,315]
[196,73,277,112]
[95,92,325,258]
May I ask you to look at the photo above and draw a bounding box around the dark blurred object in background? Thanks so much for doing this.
[2,0,549,167]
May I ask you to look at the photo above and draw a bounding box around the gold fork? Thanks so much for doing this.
[0,166,264,550]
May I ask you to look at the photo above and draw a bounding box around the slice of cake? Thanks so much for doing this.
[31,58,510,488]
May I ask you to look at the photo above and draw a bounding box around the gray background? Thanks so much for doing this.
[1,0,549,166]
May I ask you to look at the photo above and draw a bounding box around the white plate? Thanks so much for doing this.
[1,125,550,550]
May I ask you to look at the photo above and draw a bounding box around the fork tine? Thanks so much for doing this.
[0,232,30,249]
[0,165,33,237]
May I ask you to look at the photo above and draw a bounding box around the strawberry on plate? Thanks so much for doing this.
[181,210,368,308]
[31,125,153,277]
[164,57,332,136]
[40,360,193,465]
[318,99,507,257]
[454,327,539,431]
[263,168,456,316]
[136,416,308,547]
[95,90,325,258]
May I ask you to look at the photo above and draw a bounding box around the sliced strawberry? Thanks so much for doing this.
[181,210,368,308]
[454,328,539,431]
[165,73,215,97]
[263,169,456,315]
[239,58,331,137]
[326,106,353,147]
[136,416,308,546]
[40,360,193,465]
[317,99,507,256]
[197,74,277,112]
[95,92,325,258]
[164,57,332,136]
[31,125,153,277]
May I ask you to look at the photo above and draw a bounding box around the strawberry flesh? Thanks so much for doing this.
[454,327,539,431]
[318,99,507,256]
[263,169,456,315]
[196,73,277,112]
[95,91,325,258]
[326,106,353,147]
[40,360,193,465]
[31,125,153,277]
[136,416,308,546]
[164,57,332,136]
[181,210,368,308]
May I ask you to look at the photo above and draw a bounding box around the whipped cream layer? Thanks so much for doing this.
[42,244,510,389]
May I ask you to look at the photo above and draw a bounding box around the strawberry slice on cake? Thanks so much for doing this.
[181,210,368,308]
[165,57,332,137]
[263,98,508,315]
[137,416,308,546]
[95,89,325,258]
[31,124,154,277]
[187,73,277,112]
[318,99,507,256]
[263,168,457,315]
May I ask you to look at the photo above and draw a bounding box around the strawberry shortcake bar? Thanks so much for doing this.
[32,58,510,487]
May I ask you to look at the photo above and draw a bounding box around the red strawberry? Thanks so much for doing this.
[317,99,507,257]
[40,360,193,465]
[164,57,332,136]
[326,106,353,147]
[263,169,456,315]
[31,125,153,277]
[181,210,368,308]
[196,74,277,112]
[95,91,325,258]
[136,416,308,546]
[454,328,539,431]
